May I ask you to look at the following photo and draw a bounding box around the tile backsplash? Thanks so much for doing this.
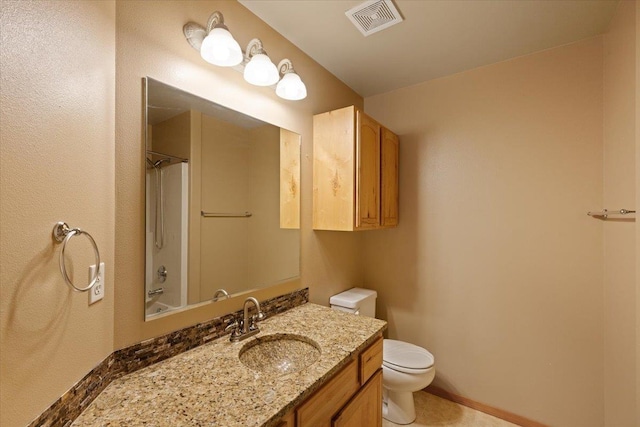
[28,288,309,427]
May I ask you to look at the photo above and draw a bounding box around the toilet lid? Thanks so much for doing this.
[383,339,434,372]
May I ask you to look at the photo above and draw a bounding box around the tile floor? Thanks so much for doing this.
[382,391,520,427]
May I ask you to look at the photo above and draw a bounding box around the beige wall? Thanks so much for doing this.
[636,2,640,425]
[6,2,636,426]
[0,1,116,426]
[0,0,361,424]
[188,110,203,304]
[150,111,191,159]
[603,1,637,425]
[247,125,300,288]
[363,38,604,426]
[198,117,298,298]
[200,114,251,296]
[114,0,363,349]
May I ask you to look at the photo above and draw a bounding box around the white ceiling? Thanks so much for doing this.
[239,0,619,97]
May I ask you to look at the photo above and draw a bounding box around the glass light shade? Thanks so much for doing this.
[243,53,279,86]
[200,27,243,67]
[276,72,307,100]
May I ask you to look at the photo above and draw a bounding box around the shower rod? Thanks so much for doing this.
[146,150,188,163]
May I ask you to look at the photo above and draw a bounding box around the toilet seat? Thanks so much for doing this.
[383,339,434,374]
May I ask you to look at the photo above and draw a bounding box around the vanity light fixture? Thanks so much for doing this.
[243,39,280,87]
[188,11,243,67]
[183,11,307,101]
[276,59,307,101]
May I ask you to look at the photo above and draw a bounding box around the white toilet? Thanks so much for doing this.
[330,288,435,425]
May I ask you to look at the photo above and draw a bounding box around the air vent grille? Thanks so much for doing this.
[345,0,403,37]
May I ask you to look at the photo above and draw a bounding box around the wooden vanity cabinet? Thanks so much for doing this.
[313,106,399,231]
[333,371,382,427]
[276,411,295,427]
[296,359,360,427]
[293,336,383,427]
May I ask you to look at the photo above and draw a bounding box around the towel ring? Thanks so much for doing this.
[52,222,101,292]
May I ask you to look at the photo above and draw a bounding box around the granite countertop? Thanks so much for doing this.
[72,303,387,427]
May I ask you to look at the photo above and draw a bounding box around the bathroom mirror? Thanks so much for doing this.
[144,77,300,319]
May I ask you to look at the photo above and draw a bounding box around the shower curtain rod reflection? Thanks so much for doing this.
[146,150,188,163]
[201,211,253,218]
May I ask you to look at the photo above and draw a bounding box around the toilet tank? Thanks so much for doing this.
[330,288,377,317]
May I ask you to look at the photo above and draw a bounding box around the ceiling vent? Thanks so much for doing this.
[345,0,403,37]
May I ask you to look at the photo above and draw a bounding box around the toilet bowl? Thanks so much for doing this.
[382,339,435,424]
[329,288,436,425]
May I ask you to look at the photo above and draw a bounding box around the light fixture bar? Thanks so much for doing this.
[183,11,307,100]
[183,22,207,52]
[205,11,225,33]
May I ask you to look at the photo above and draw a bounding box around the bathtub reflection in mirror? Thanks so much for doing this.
[144,77,300,320]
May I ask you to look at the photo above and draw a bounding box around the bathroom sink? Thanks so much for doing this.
[238,334,321,376]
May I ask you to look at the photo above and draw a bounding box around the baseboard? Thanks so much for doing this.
[424,385,549,427]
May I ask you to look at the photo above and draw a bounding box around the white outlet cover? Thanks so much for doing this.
[89,262,105,305]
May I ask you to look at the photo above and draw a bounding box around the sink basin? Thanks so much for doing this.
[239,333,321,376]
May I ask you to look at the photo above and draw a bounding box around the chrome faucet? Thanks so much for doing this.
[242,297,265,334]
[212,288,229,302]
[147,287,164,297]
[225,296,266,342]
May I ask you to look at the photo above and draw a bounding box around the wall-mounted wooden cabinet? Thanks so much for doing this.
[381,128,399,227]
[313,106,398,231]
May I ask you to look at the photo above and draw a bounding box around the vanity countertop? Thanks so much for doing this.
[72,303,387,427]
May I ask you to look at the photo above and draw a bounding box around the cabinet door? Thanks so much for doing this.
[359,337,383,385]
[280,128,300,229]
[313,107,357,231]
[356,111,381,229]
[297,360,359,427]
[381,128,399,227]
[332,370,382,427]
[277,411,295,427]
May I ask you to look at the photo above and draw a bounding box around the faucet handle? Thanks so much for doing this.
[249,311,265,330]
[225,317,243,337]
[224,319,237,331]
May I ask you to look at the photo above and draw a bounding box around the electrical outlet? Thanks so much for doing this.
[88,262,105,305]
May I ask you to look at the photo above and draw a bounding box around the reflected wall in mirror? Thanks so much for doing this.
[144,78,300,320]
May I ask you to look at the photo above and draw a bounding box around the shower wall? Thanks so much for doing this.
[145,162,188,315]
[146,111,192,316]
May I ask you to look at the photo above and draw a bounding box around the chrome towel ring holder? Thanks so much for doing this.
[52,221,101,292]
